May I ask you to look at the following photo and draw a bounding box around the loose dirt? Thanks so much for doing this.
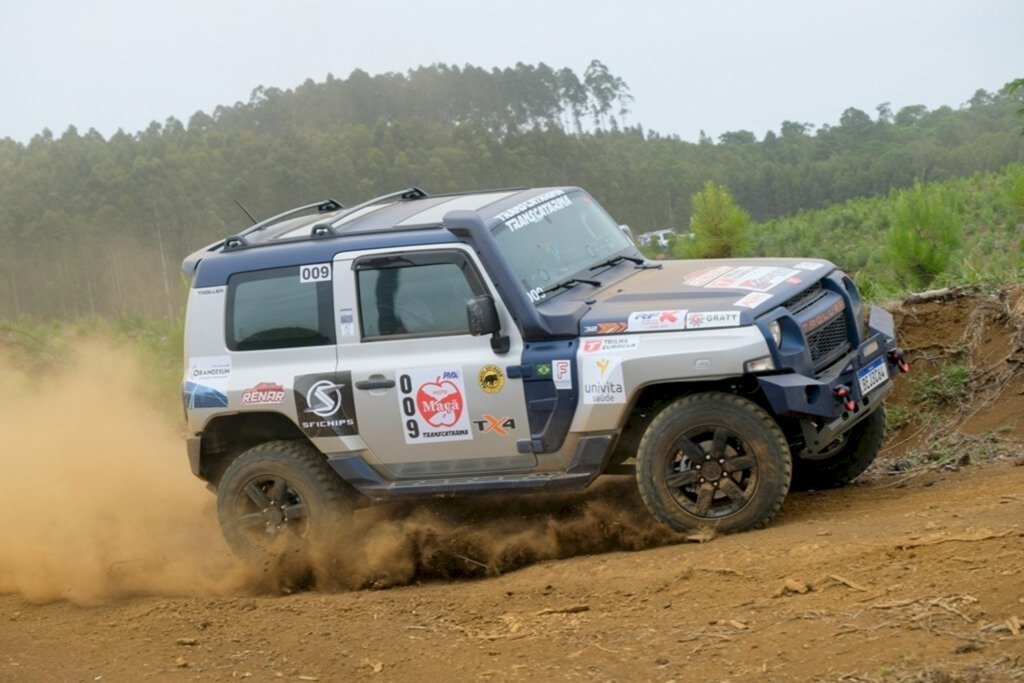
[1,290,1023,681]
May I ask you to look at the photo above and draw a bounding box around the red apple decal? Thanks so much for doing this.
[416,378,464,427]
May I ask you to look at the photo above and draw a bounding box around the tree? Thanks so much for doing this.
[675,181,750,258]
[884,181,960,288]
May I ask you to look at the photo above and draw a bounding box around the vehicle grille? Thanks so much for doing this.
[783,282,827,314]
[807,314,850,367]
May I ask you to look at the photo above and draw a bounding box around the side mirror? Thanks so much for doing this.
[619,224,635,244]
[466,295,510,354]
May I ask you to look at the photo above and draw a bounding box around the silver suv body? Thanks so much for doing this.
[181,187,905,558]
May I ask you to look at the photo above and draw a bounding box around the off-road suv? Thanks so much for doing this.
[181,186,906,559]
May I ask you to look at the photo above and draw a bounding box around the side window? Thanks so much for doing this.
[226,266,335,351]
[355,251,485,340]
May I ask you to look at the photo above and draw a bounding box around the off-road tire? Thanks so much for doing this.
[791,407,886,491]
[217,440,353,564]
[636,392,792,533]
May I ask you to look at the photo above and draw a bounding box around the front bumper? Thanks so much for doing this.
[757,305,905,454]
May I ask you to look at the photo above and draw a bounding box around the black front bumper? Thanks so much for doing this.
[757,305,903,454]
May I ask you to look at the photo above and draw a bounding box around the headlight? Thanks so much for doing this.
[768,320,782,347]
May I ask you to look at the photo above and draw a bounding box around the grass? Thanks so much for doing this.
[910,363,971,407]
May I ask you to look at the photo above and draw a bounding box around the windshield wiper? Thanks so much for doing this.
[589,254,646,270]
[541,277,601,296]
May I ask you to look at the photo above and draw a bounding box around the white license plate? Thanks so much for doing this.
[857,356,889,396]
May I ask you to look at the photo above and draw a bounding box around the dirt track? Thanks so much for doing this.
[2,289,1024,681]
[3,464,1023,681]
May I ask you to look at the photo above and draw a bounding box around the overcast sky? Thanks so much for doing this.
[1,0,1021,143]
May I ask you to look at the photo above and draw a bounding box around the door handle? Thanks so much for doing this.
[355,376,395,390]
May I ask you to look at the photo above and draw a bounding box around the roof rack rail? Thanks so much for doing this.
[240,198,344,237]
[325,187,428,226]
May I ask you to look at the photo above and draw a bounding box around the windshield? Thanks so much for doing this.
[492,189,634,302]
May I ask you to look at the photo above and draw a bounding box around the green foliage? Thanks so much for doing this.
[885,405,911,431]
[1008,170,1024,216]
[911,363,970,406]
[883,181,961,288]
[0,65,1023,319]
[675,181,749,258]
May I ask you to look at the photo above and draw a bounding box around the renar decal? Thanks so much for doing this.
[241,381,286,406]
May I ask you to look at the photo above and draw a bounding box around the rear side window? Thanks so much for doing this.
[355,251,485,340]
[226,266,335,351]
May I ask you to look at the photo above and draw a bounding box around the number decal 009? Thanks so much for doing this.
[299,264,332,283]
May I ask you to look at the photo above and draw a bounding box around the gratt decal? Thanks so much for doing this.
[685,310,742,329]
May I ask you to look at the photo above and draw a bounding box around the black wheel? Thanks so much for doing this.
[636,392,792,533]
[791,407,886,491]
[217,440,353,563]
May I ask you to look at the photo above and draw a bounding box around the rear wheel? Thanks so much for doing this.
[791,407,886,491]
[636,392,792,533]
[217,440,353,564]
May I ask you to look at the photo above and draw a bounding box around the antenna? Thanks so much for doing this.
[233,198,258,225]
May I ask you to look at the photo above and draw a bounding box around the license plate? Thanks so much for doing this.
[857,356,889,396]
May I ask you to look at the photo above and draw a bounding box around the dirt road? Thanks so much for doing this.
[2,288,1024,681]
[3,462,1023,681]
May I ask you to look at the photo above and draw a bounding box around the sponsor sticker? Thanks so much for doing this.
[195,286,225,296]
[478,364,505,393]
[581,355,626,405]
[681,265,733,287]
[596,322,628,335]
[184,356,231,409]
[553,360,572,390]
[627,310,687,332]
[397,366,472,444]
[734,292,773,309]
[685,310,742,329]
[706,266,800,292]
[298,263,332,283]
[293,372,358,437]
[472,414,516,437]
[241,381,286,406]
[494,190,573,232]
[793,261,825,271]
[581,336,640,353]
[581,324,599,334]
[338,308,356,337]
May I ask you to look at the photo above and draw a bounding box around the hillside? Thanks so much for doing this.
[0,63,1022,318]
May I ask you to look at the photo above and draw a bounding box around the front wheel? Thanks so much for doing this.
[635,392,792,533]
[217,440,353,564]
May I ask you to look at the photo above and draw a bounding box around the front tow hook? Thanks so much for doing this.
[888,350,910,374]
[835,385,856,412]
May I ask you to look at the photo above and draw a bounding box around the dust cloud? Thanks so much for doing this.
[0,339,684,602]
[0,341,243,603]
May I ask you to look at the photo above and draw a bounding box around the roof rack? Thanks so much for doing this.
[323,187,428,227]
[221,198,344,252]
